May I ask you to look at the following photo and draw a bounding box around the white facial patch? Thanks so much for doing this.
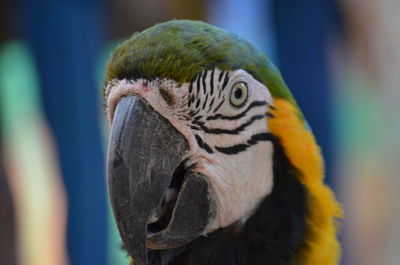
[105,68,275,231]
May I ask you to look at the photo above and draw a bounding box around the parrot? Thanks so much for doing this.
[104,20,342,265]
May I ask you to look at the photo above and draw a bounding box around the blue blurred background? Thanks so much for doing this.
[1,0,399,265]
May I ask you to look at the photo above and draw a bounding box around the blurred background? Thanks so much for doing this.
[0,0,399,264]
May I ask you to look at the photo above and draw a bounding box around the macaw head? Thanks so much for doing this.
[104,20,341,265]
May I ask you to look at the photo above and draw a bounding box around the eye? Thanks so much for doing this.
[230,82,248,107]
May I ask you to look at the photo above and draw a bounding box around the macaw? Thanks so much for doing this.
[104,20,342,265]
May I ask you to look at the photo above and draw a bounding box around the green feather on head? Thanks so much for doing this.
[105,20,296,107]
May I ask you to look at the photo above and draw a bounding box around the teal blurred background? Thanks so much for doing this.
[0,1,399,265]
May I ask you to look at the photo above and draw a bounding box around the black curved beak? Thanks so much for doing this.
[107,96,216,265]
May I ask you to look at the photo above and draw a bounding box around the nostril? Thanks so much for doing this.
[159,88,175,106]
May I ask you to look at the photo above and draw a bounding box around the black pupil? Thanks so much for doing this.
[234,88,243,99]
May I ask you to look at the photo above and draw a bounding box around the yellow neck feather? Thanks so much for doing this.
[268,99,342,265]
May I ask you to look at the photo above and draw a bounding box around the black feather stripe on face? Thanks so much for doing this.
[146,136,309,265]
[206,101,268,121]
[192,114,264,135]
[215,132,274,155]
[183,68,273,159]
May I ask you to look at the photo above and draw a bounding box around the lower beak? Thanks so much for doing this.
[107,95,216,265]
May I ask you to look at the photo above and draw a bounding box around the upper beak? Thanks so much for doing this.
[107,95,216,265]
